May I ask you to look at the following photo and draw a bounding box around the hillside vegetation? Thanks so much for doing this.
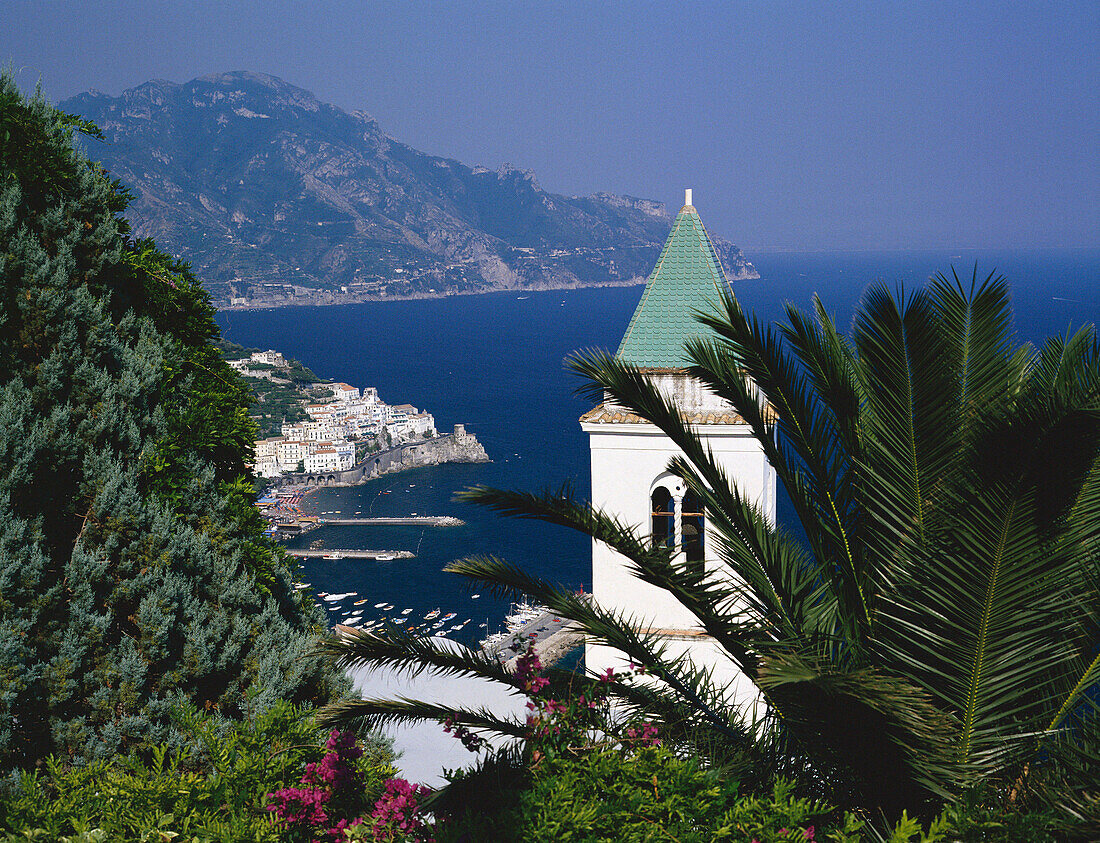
[0,73,343,770]
[61,72,758,306]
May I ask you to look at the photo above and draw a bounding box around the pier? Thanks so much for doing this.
[271,514,464,536]
[286,549,414,559]
[319,516,464,526]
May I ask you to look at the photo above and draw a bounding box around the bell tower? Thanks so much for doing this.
[581,191,775,699]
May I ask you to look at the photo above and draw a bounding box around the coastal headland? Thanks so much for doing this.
[271,424,489,489]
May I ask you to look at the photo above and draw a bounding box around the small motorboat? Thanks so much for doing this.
[442,612,457,621]
[401,608,413,615]
[425,609,440,619]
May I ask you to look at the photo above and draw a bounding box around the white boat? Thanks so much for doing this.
[450,624,463,631]
[479,631,510,650]
[431,621,444,629]
[322,553,344,560]
[375,554,395,561]
[401,608,413,615]
[505,601,547,630]
[374,602,387,608]
[442,612,457,621]
[471,594,481,599]
[394,618,407,624]
[354,599,368,606]
[425,609,440,619]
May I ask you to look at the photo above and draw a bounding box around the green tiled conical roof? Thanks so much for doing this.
[616,201,731,368]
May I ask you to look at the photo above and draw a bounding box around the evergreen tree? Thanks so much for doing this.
[0,75,342,768]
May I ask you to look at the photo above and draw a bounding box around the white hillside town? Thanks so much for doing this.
[242,354,436,478]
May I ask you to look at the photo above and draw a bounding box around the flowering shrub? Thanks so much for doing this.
[267,729,429,842]
[429,645,954,842]
[369,778,434,842]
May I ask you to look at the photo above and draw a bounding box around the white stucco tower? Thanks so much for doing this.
[581,192,775,703]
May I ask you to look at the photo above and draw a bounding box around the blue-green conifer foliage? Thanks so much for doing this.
[0,75,341,769]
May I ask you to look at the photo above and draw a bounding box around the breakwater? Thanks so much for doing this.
[273,425,488,488]
[321,516,463,526]
[287,549,414,559]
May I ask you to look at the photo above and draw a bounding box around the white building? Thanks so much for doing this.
[275,439,309,470]
[251,350,288,367]
[407,411,436,437]
[330,382,361,402]
[255,437,282,460]
[305,448,341,474]
[333,441,355,470]
[581,191,775,708]
[254,456,282,478]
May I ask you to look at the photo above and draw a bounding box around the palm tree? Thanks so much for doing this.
[320,270,1100,815]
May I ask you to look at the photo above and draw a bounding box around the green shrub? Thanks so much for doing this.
[0,702,395,842]
[420,648,947,842]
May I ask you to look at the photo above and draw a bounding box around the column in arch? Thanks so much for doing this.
[579,191,776,706]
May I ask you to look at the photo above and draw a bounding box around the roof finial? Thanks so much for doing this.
[685,188,693,208]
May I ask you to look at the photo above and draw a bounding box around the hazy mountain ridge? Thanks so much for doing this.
[63,72,757,306]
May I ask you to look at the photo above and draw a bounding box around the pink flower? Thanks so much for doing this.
[266,785,330,826]
[803,826,815,840]
[371,778,432,841]
[544,698,566,715]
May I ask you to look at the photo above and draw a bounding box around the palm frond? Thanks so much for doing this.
[686,297,872,637]
[317,624,519,686]
[317,696,528,739]
[455,486,766,674]
[444,552,760,743]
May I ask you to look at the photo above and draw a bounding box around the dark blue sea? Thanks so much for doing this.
[215,248,1100,644]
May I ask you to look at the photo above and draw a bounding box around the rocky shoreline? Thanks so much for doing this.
[271,426,489,489]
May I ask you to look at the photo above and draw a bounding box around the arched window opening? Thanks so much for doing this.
[681,489,705,574]
[651,487,675,549]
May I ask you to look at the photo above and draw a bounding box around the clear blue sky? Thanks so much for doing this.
[3,0,1096,251]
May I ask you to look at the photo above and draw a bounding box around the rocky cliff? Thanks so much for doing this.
[62,72,757,306]
[385,426,490,472]
[276,426,488,487]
